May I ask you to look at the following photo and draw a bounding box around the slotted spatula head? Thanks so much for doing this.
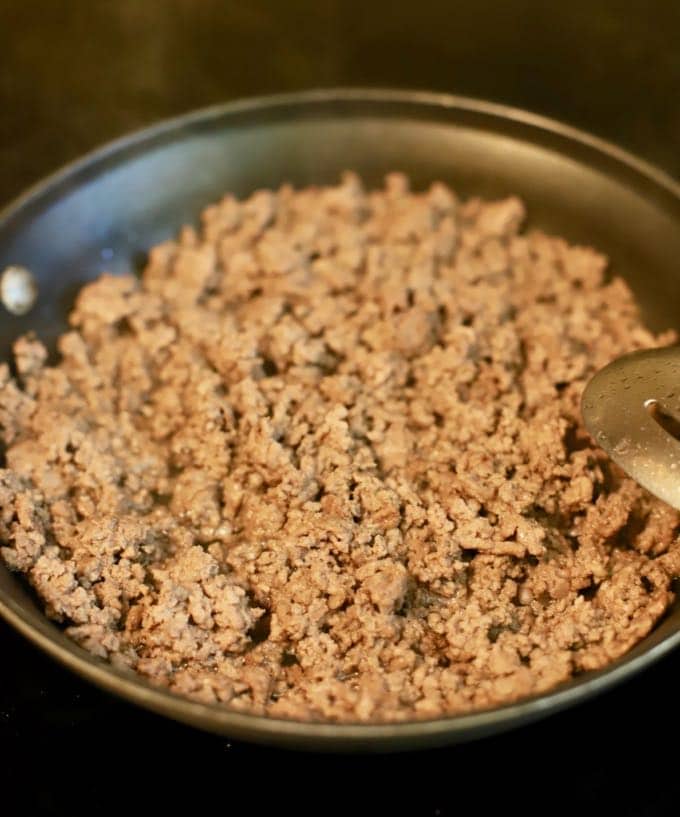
[582,345,680,510]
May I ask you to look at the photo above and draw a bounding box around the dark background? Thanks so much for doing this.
[1,2,680,815]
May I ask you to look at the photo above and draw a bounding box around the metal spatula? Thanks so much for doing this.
[582,345,680,510]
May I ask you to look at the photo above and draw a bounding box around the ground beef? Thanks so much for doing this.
[1,172,679,722]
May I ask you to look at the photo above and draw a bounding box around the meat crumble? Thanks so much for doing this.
[1,172,679,722]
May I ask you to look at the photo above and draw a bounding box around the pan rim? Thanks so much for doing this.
[1,87,679,749]
[2,87,679,227]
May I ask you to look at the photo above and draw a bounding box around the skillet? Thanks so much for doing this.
[1,89,680,751]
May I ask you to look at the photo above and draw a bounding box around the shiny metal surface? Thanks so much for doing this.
[583,346,680,511]
[1,89,680,750]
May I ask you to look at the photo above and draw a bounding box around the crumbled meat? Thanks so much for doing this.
[1,172,679,723]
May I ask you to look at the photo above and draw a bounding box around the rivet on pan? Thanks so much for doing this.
[0,265,38,316]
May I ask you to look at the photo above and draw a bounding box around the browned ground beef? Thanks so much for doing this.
[1,173,679,722]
